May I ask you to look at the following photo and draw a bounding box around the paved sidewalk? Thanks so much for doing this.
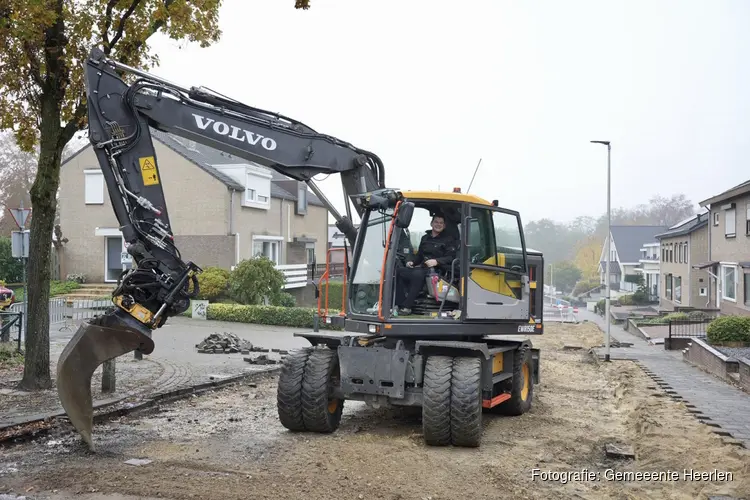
[581,309,750,448]
[1,316,313,428]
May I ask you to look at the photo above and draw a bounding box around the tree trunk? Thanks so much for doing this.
[17,108,64,391]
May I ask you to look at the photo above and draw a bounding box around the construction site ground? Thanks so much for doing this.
[2,321,750,500]
[0,317,308,428]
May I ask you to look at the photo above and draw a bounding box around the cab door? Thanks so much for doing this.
[462,204,530,321]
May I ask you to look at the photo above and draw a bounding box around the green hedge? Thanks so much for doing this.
[11,280,81,301]
[707,316,750,343]
[318,281,345,311]
[207,303,343,330]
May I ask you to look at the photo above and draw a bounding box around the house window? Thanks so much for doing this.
[674,276,681,303]
[84,169,104,204]
[684,242,688,263]
[746,203,750,235]
[713,211,720,226]
[699,287,707,297]
[252,237,281,265]
[725,207,736,238]
[721,264,736,302]
[744,272,750,306]
[245,171,271,208]
[665,274,672,300]
[296,182,308,215]
[306,246,315,264]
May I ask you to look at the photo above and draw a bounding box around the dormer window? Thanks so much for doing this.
[212,163,272,210]
[296,182,308,215]
[245,169,271,208]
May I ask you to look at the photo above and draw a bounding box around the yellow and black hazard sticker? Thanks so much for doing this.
[139,156,159,186]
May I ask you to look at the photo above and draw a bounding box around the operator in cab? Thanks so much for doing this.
[395,214,458,315]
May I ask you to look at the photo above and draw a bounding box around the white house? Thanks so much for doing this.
[599,225,668,294]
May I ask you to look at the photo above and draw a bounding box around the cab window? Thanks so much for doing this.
[469,206,525,273]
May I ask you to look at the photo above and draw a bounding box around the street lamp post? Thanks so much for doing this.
[591,140,611,362]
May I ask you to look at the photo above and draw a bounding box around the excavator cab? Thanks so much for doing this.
[338,188,543,336]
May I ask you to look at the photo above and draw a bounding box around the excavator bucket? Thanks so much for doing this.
[56,315,154,451]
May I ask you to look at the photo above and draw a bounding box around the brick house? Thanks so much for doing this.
[655,212,710,311]
[58,128,329,284]
[695,179,750,316]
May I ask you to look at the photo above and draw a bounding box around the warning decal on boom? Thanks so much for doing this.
[139,156,159,186]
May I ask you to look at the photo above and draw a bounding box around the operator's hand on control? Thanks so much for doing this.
[425,259,438,268]
[406,261,414,268]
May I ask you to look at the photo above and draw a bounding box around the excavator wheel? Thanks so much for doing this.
[422,355,453,446]
[56,310,154,451]
[300,347,344,433]
[277,347,313,431]
[450,356,483,447]
[422,355,485,447]
[491,346,533,416]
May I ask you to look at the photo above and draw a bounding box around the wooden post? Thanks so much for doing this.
[102,358,116,393]
[133,330,151,360]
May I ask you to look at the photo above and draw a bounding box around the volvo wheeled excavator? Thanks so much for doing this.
[57,47,545,450]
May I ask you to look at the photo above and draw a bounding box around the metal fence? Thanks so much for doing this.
[8,297,112,340]
[668,318,712,339]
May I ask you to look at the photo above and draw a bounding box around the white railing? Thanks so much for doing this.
[276,264,308,289]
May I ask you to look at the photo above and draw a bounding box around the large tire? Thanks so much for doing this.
[422,355,453,446]
[450,356,483,447]
[301,348,344,433]
[277,347,313,431]
[494,346,533,416]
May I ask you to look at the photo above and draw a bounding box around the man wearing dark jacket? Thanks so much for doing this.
[395,214,458,314]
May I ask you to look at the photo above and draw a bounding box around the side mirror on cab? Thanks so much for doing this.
[395,202,414,228]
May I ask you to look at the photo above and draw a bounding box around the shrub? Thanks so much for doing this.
[12,279,80,301]
[271,291,296,308]
[51,280,81,296]
[228,257,285,305]
[638,312,690,325]
[706,316,750,344]
[195,266,230,301]
[65,273,87,284]
[617,294,634,306]
[207,303,342,330]
[631,290,650,304]
[0,237,24,282]
[572,278,600,296]
[596,298,606,313]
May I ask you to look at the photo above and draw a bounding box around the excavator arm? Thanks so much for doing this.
[57,47,388,450]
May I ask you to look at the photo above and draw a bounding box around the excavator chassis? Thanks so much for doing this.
[277,331,540,447]
[56,309,154,450]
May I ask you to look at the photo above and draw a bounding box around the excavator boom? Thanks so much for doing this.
[58,47,386,449]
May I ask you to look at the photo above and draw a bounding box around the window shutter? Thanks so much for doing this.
[84,170,104,204]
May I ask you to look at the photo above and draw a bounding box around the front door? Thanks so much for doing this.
[463,205,530,321]
[105,236,132,282]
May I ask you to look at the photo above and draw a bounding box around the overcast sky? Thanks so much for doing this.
[145,0,750,225]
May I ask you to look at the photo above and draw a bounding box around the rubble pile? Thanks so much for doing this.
[244,349,290,365]
[196,332,255,354]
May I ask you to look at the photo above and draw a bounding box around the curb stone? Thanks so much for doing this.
[0,365,282,446]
